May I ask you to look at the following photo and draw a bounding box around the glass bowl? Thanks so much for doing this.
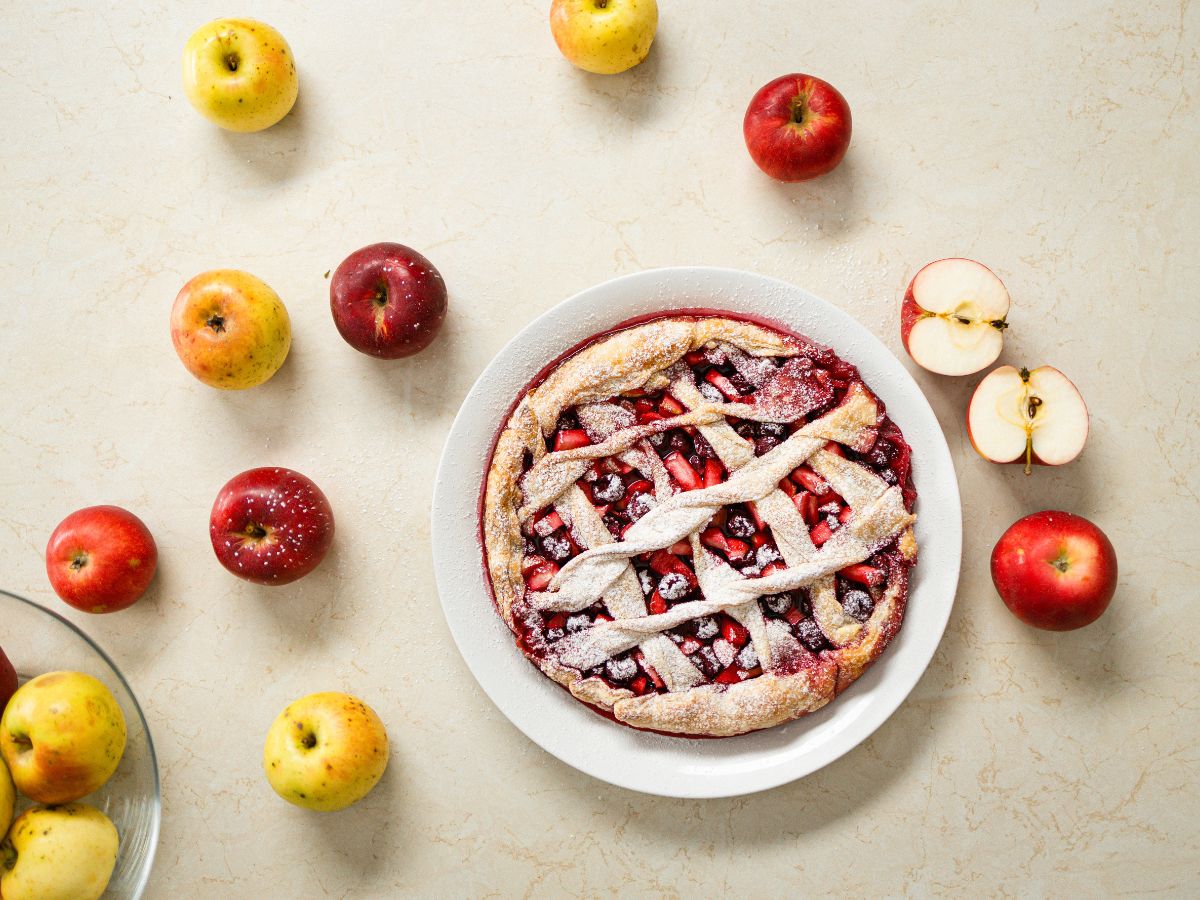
[0,589,160,898]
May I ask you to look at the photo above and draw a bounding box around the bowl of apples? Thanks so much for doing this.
[0,589,159,899]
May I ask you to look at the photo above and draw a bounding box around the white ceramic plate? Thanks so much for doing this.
[431,267,961,798]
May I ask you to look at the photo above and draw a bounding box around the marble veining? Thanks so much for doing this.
[0,1,1196,895]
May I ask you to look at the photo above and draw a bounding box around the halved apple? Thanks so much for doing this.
[968,365,1089,474]
[901,258,1010,376]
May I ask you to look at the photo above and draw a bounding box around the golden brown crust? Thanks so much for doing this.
[481,316,917,736]
[569,675,633,708]
[484,399,541,627]
[612,666,838,737]
[832,569,909,693]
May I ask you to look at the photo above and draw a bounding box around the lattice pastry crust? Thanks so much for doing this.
[484,317,917,737]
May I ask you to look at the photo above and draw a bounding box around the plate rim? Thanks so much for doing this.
[431,266,962,798]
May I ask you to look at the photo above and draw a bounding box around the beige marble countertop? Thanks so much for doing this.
[2,2,1197,896]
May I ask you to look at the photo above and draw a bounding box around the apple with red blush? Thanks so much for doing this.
[45,506,157,614]
[210,467,334,585]
[743,73,852,182]
[330,242,448,359]
[991,511,1118,631]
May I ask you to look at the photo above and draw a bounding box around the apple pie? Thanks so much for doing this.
[483,315,918,737]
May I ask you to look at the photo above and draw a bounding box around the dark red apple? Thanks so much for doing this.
[210,467,334,585]
[0,645,16,712]
[743,73,852,182]
[991,511,1118,631]
[330,242,448,359]
[45,505,157,613]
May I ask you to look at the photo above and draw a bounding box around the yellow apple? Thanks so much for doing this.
[182,18,298,132]
[550,0,658,75]
[0,804,119,900]
[170,269,292,390]
[0,672,126,805]
[0,756,13,836]
[263,692,388,812]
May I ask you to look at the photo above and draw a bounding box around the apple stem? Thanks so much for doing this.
[789,96,808,126]
[1024,437,1033,476]
[373,283,389,308]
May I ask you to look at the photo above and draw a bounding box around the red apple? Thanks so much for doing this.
[330,242,448,359]
[45,506,157,614]
[901,258,1010,376]
[210,467,334,585]
[743,73,852,182]
[0,646,16,712]
[991,511,1118,631]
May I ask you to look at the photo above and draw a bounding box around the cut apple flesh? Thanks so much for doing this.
[904,258,1010,376]
[968,365,1089,474]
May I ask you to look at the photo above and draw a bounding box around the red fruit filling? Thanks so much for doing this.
[519,338,916,694]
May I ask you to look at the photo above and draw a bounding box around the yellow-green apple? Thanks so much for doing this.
[263,692,388,811]
[549,0,658,75]
[991,511,1118,630]
[210,467,334,585]
[968,365,1089,474]
[0,756,13,836]
[0,672,126,804]
[330,242,448,359]
[0,646,15,713]
[182,18,298,132]
[0,803,119,900]
[901,258,1010,376]
[171,269,291,390]
[744,74,852,182]
[45,505,157,614]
